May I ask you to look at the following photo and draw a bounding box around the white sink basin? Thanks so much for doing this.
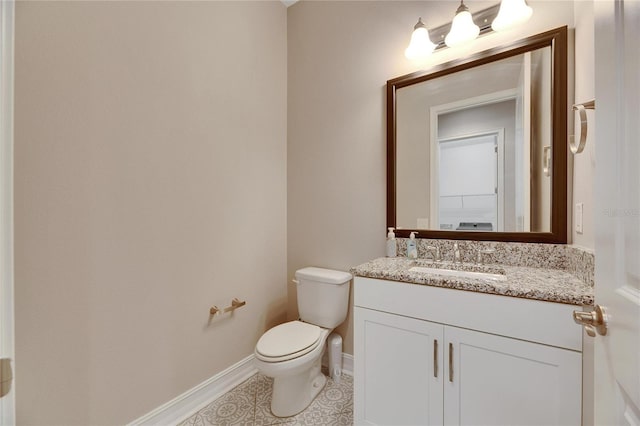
[409,266,507,281]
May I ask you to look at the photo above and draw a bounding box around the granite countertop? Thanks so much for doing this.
[351,257,594,306]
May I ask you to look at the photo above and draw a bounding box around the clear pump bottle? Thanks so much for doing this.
[407,231,418,259]
[386,227,397,257]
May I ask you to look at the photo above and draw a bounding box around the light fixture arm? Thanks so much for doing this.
[429,4,500,49]
[455,1,469,16]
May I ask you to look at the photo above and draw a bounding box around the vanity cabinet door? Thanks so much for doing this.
[354,307,444,425]
[443,326,582,426]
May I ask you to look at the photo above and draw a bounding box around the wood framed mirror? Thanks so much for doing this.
[387,26,568,243]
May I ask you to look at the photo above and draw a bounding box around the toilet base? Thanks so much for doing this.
[270,357,327,417]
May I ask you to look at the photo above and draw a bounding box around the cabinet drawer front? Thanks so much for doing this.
[354,277,583,351]
[354,307,443,425]
[444,326,582,426]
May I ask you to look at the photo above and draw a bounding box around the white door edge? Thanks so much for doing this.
[0,0,15,424]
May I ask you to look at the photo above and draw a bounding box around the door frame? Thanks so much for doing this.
[429,89,515,231]
[435,129,505,232]
[0,0,15,424]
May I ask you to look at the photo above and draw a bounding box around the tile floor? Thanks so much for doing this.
[179,372,353,426]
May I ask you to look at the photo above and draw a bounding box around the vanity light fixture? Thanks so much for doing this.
[404,17,437,60]
[445,0,480,48]
[491,0,533,32]
[405,1,534,60]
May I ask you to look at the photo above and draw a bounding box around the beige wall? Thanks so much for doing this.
[572,0,595,249]
[12,0,596,422]
[572,3,596,425]
[287,0,579,356]
[14,1,287,424]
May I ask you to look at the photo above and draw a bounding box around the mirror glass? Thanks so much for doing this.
[396,47,551,232]
[387,27,567,243]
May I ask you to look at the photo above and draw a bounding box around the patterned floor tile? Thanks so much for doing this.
[178,375,257,426]
[310,375,353,415]
[254,373,352,425]
[291,411,353,426]
[253,374,280,425]
[178,413,208,426]
[180,372,353,426]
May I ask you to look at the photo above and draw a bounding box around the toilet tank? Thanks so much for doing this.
[295,267,352,329]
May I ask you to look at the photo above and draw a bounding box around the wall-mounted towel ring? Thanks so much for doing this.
[570,99,595,155]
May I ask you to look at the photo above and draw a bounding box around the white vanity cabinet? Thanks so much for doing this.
[354,277,583,426]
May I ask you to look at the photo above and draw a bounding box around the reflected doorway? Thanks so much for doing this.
[437,131,503,231]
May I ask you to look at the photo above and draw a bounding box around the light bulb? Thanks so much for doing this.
[444,2,480,48]
[405,18,436,60]
[492,0,533,32]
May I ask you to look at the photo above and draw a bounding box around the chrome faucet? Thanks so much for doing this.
[425,246,441,262]
[453,242,461,263]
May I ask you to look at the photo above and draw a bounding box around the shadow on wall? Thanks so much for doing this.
[264,298,289,333]
[200,295,287,348]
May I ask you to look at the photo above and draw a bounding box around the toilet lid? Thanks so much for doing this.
[256,321,321,359]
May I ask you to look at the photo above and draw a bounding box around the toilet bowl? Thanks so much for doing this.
[254,321,331,417]
[254,267,352,417]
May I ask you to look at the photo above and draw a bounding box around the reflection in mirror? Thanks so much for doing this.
[387,27,567,243]
[396,47,551,232]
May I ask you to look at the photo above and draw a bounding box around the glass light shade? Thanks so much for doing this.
[491,0,533,32]
[444,9,480,48]
[405,19,436,60]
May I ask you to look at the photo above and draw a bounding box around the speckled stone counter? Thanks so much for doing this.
[351,257,594,306]
[394,238,595,287]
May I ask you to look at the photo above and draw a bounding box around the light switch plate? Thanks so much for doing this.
[575,203,584,234]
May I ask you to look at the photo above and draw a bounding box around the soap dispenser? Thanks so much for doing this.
[407,231,418,259]
[386,227,397,257]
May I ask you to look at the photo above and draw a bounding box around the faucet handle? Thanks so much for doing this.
[425,245,441,262]
[477,248,496,265]
[453,242,461,263]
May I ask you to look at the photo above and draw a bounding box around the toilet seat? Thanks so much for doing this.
[256,321,323,363]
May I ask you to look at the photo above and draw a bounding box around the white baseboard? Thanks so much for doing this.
[128,354,258,426]
[129,352,354,425]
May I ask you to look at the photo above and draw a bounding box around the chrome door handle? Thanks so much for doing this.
[573,305,607,337]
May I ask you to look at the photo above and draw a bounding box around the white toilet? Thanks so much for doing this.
[254,267,352,417]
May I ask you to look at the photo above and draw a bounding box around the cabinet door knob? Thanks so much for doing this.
[573,305,607,337]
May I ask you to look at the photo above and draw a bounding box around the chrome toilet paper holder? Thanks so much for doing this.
[210,298,246,316]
